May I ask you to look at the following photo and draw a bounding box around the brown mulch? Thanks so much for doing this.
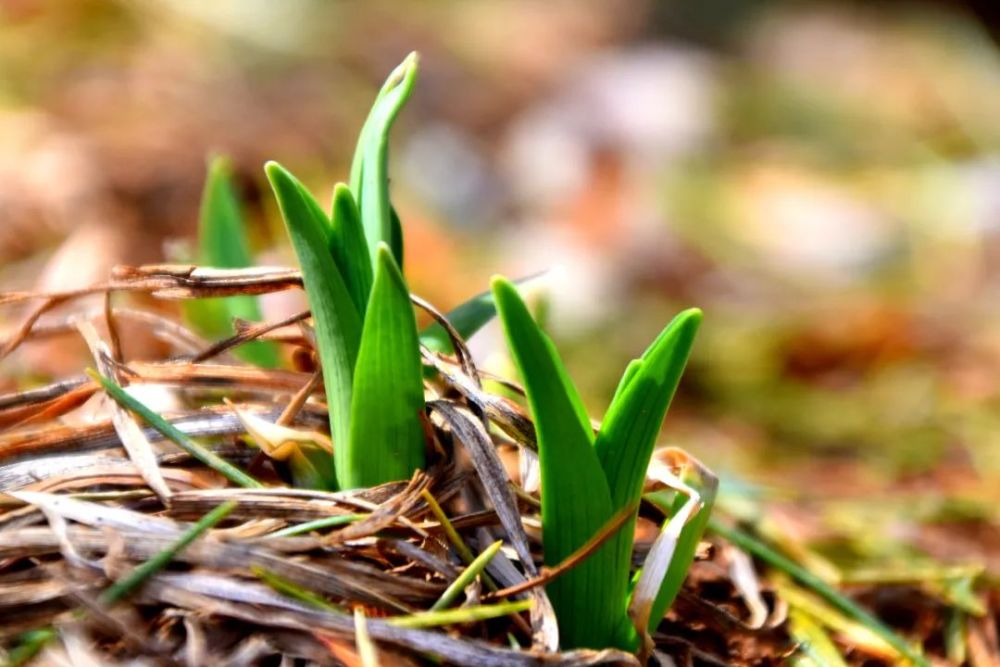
[0,264,993,666]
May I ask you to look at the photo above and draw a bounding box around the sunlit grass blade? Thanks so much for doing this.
[101,501,237,604]
[357,53,418,266]
[268,513,366,538]
[776,579,899,659]
[88,369,262,489]
[344,245,425,488]
[266,161,362,461]
[329,183,373,316]
[422,490,484,573]
[491,276,621,650]
[252,566,343,612]
[789,609,850,667]
[386,599,533,629]
[432,540,503,611]
[354,608,380,667]
[186,155,278,367]
[944,610,966,665]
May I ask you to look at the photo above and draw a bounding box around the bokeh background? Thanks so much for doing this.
[3,1,1000,568]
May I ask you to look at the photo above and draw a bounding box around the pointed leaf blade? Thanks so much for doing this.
[266,161,362,462]
[491,276,623,650]
[349,55,414,198]
[594,309,701,647]
[186,156,278,367]
[610,359,642,404]
[198,156,254,269]
[344,245,426,489]
[595,308,702,509]
[357,53,418,267]
[329,183,373,315]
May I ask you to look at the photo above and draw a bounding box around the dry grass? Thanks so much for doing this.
[2,264,983,666]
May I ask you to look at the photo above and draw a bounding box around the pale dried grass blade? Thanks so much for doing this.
[728,544,770,630]
[76,319,171,501]
[7,491,182,535]
[428,401,533,572]
[354,608,381,667]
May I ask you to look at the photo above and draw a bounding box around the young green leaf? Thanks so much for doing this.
[329,183,373,316]
[101,501,238,604]
[186,156,278,367]
[266,161,362,461]
[610,359,642,404]
[348,59,398,199]
[349,54,417,204]
[491,276,623,650]
[198,157,254,272]
[356,53,418,266]
[88,369,262,489]
[343,244,426,489]
[594,310,701,644]
[596,309,701,510]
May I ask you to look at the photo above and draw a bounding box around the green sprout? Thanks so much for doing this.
[208,52,715,657]
[265,53,519,490]
[266,52,509,491]
[80,51,720,663]
[265,54,423,491]
[174,54,714,658]
[184,155,279,368]
[491,276,705,650]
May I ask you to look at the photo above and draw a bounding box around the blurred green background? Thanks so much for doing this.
[2,0,999,564]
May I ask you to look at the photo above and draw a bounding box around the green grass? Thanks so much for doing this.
[492,276,706,650]
[89,369,262,489]
[184,155,278,368]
